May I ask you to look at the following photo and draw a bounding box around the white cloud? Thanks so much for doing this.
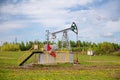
[0,0,95,28]
[102,20,120,33]
[95,0,120,21]
[101,32,114,38]
[0,0,120,43]
[0,21,26,32]
[78,0,94,5]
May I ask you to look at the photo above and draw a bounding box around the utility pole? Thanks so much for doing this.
[46,30,50,44]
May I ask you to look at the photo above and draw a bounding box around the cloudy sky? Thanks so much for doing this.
[0,0,120,44]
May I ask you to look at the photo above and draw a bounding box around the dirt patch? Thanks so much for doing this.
[17,64,120,71]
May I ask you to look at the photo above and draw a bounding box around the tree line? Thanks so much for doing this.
[0,40,120,56]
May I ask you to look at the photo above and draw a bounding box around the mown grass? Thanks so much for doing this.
[0,51,120,80]
[76,54,120,66]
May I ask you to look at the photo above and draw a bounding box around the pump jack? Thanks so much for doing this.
[51,22,78,50]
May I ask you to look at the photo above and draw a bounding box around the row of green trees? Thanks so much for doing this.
[0,41,43,51]
[0,40,120,56]
[71,40,120,56]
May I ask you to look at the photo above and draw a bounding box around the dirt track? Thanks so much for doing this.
[18,64,120,71]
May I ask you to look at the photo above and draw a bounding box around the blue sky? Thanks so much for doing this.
[0,0,120,44]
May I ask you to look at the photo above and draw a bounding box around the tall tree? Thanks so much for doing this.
[70,40,76,47]
[19,42,26,51]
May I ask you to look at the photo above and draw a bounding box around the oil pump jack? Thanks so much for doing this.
[52,27,71,50]
[46,22,78,50]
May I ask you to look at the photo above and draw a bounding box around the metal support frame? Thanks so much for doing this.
[51,28,71,50]
[61,30,71,50]
[46,30,50,44]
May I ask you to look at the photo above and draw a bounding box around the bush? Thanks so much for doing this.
[72,47,81,51]
[112,51,120,56]
[2,43,20,51]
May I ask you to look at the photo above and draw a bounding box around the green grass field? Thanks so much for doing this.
[0,51,120,80]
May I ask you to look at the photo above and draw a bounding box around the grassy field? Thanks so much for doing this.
[0,51,120,80]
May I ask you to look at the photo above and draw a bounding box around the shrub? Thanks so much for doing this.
[2,43,20,51]
[112,51,120,56]
[72,47,81,52]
